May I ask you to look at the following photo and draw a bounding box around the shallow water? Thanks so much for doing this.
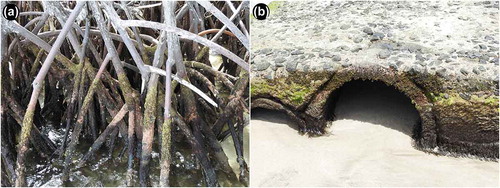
[24,123,247,187]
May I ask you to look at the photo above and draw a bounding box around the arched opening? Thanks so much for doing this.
[325,79,422,140]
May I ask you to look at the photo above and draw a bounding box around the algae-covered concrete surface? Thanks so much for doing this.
[251,1,499,159]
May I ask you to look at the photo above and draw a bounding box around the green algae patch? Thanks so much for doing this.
[429,92,499,107]
[251,79,312,106]
[427,93,463,105]
[268,1,284,12]
[251,72,331,107]
[472,95,500,106]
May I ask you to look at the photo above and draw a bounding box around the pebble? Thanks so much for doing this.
[371,32,385,41]
[479,44,488,50]
[492,57,499,65]
[291,49,304,55]
[460,68,469,75]
[480,55,490,61]
[378,50,391,59]
[353,37,363,43]
[473,66,485,74]
[323,62,334,71]
[341,61,352,67]
[396,60,404,66]
[363,27,373,35]
[330,34,338,41]
[275,57,286,67]
[254,61,270,71]
[436,68,447,78]
[319,51,334,58]
[415,53,426,61]
[408,65,423,75]
[417,61,427,66]
[429,60,441,66]
[467,51,481,59]
[401,44,422,53]
[380,43,394,50]
[459,92,471,100]
[286,61,299,72]
[303,65,310,72]
[332,55,342,61]
[389,62,398,69]
[351,46,363,53]
[340,24,351,30]
[489,46,499,52]
[485,35,495,41]
[337,45,350,51]
[264,72,274,80]
[260,48,273,56]
[436,54,448,61]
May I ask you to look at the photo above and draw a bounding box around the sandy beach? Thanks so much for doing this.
[250,81,499,187]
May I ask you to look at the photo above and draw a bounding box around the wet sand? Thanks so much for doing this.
[250,81,499,187]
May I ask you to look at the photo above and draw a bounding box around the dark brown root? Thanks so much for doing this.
[3,1,249,186]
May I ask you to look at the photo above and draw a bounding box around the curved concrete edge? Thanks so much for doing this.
[251,65,499,160]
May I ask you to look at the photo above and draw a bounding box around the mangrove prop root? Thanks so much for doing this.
[77,104,128,168]
[60,59,85,157]
[2,1,249,186]
[14,3,85,186]
[181,84,219,186]
[227,119,249,186]
[126,103,139,186]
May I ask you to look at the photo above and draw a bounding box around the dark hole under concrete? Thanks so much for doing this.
[326,79,422,138]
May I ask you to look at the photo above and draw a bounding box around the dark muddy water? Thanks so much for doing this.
[24,124,244,187]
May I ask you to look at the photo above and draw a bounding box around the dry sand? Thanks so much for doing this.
[250,81,499,187]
